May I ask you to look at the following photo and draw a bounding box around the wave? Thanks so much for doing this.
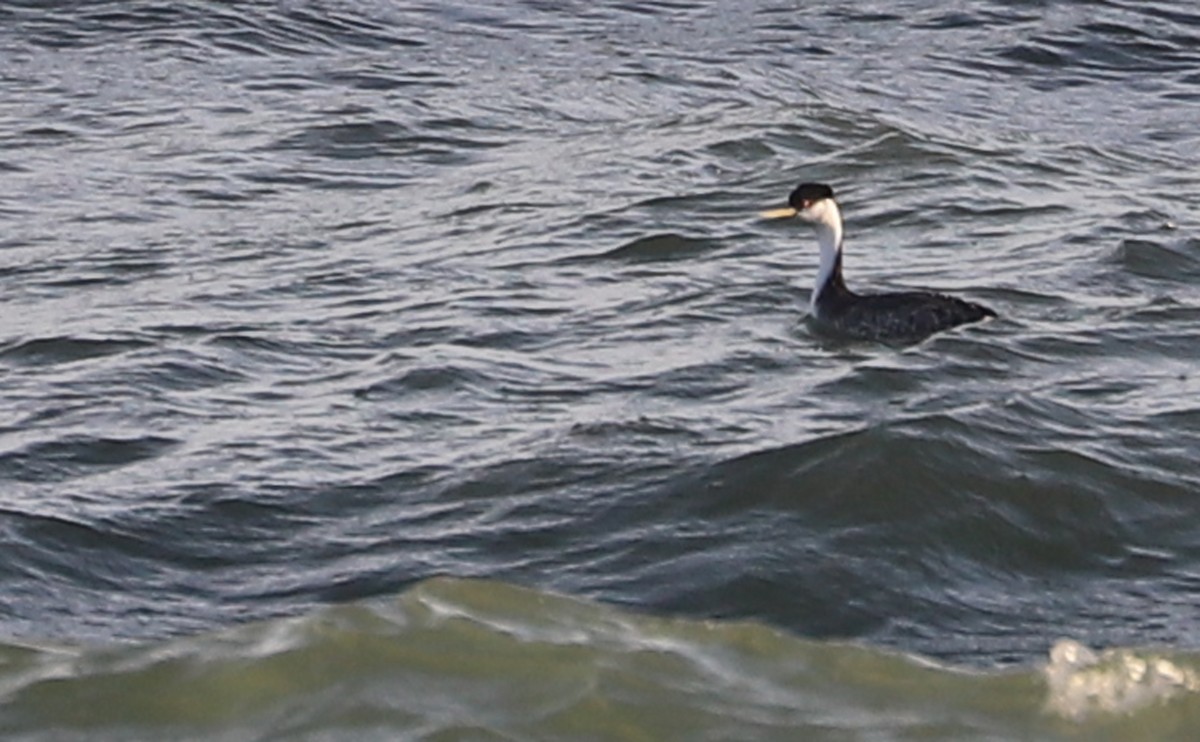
[1,577,1196,741]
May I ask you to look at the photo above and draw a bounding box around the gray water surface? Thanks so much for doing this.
[3,0,1200,684]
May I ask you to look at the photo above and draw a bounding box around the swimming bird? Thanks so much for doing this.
[762,182,995,342]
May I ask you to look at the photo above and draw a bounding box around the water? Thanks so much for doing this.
[2,0,1200,738]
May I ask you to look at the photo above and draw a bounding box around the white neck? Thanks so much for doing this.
[807,200,844,311]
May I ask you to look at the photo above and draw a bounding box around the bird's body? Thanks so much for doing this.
[762,183,995,343]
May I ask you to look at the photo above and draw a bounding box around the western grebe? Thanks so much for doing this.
[762,182,995,342]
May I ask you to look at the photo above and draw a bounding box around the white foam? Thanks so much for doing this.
[1044,639,1200,720]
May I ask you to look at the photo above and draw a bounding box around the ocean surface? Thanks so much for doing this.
[3,0,1200,738]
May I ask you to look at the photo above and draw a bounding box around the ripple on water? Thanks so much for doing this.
[0,434,179,484]
[0,336,153,367]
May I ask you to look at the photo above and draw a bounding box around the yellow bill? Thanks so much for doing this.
[759,207,797,219]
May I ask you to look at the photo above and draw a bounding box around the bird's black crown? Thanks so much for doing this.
[788,182,835,209]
